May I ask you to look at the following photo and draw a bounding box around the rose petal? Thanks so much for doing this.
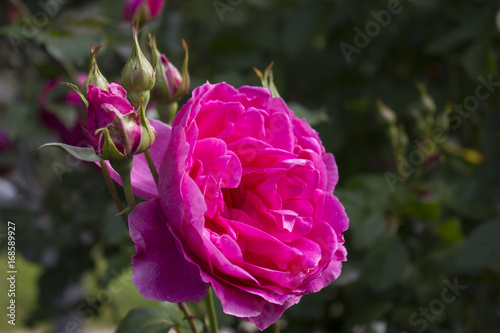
[129,198,209,302]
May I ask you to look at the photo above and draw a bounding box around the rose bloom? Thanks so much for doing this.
[111,82,348,330]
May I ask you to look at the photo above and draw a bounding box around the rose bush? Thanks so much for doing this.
[116,82,348,330]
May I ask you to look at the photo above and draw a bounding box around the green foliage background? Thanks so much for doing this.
[1,0,500,332]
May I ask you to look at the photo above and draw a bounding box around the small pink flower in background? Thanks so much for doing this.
[87,83,146,157]
[0,127,11,152]
[123,0,165,21]
[39,73,88,147]
[116,82,349,330]
[0,127,12,175]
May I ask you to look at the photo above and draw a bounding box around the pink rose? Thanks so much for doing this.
[123,0,165,21]
[119,82,348,330]
[87,83,145,158]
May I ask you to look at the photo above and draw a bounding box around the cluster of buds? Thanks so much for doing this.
[37,12,189,223]
[40,22,189,163]
[40,20,189,161]
[54,38,155,162]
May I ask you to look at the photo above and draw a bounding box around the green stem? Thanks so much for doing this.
[205,288,218,333]
[111,157,136,211]
[179,302,200,333]
[121,170,136,211]
[100,161,128,229]
[273,321,280,333]
[144,149,158,187]
[157,102,178,125]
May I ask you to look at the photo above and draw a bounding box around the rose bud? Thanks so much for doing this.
[83,44,109,95]
[87,83,155,160]
[149,34,189,124]
[123,0,165,22]
[150,34,189,105]
[121,23,156,109]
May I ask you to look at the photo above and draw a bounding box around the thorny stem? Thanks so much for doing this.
[179,302,200,333]
[100,161,128,229]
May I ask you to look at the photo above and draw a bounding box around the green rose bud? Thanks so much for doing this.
[121,22,156,109]
[83,43,109,95]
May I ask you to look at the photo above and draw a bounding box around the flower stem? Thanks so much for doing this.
[110,157,136,211]
[273,321,280,333]
[179,302,200,333]
[205,288,218,333]
[157,102,178,125]
[144,149,158,187]
[100,161,128,229]
[121,171,136,211]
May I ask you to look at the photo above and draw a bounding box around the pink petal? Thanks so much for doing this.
[123,0,143,20]
[129,198,209,302]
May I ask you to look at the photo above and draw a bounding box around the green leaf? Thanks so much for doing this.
[36,143,103,162]
[424,27,477,55]
[115,308,175,333]
[438,218,465,244]
[363,233,410,291]
[457,217,500,272]
[402,200,442,222]
[40,30,105,67]
[462,41,497,80]
[289,102,329,126]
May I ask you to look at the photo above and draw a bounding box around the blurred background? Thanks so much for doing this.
[1,0,500,332]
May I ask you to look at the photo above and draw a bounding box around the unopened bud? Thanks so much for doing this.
[150,34,189,105]
[83,44,109,95]
[87,83,155,161]
[121,23,155,108]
